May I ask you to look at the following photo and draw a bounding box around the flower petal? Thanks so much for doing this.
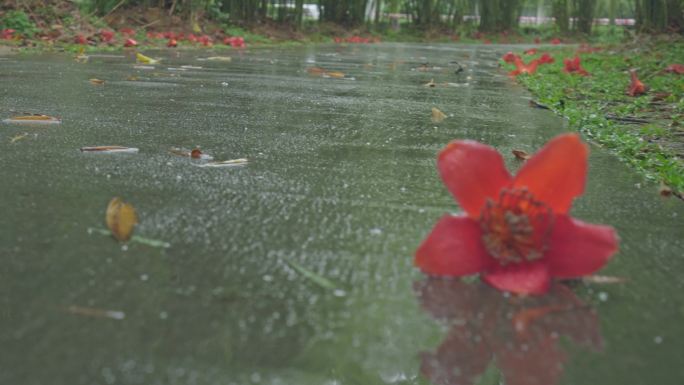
[512,133,588,214]
[545,215,618,278]
[415,215,493,277]
[482,261,551,295]
[438,140,512,218]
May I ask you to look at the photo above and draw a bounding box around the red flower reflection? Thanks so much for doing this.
[627,69,647,96]
[416,279,603,385]
[509,56,539,77]
[224,36,245,48]
[415,134,618,294]
[563,56,589,76]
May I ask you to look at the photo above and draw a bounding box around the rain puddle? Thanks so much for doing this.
[1,44,683,385]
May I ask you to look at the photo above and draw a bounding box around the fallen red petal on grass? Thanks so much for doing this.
[627,69,647,96]
[664,64,684,74]
[167,38,177,47]
[563,56,589,76]
[74,34,88,45]
[119,28,135,36]
[550,38,562,45]
[1,28,16,40]
[538,53,555,65]
[524,48,538,55]
[502,51,519,64]
[99,30,115,43]
[509,57,539,76]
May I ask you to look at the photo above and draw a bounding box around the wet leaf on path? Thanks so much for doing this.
[133,65,155,70]
[431,107,447,123]
[89,78,105,85]
[136,53,160,64]
[66,305,125,320]
[581,275,628,284]
[3,114,61,125]
[424,78,437,87]
[169,147,213,160]
[202,56,232,62]
[196,158,248,168]
[529,99,550,109]
[512,149,531,160]
[105,197,138,242]
[284,259,341,293]
[323,71,345,79]
[659,182,673,197]
[80,146,139,153]
[10,133,28,143]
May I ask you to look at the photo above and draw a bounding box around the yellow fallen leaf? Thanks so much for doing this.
[10,133,28,143]
[204,56,232,62]
[105,197,138,242]
[67,305,125,320]
[324,71,345,79]
[512,149,531,160]
[431,107,447,123]
[126,75,139,81]
[89,78,105,85]
[424,79,436,87]
[136,52,159,64]
[75,47,89,63]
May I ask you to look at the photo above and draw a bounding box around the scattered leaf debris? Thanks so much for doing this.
[80,146,139,153]
[512,149,531,160]
[431,107,447,123]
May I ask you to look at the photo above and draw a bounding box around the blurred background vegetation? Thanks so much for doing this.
[1,0,682,40]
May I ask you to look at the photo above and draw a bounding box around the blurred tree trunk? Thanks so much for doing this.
[552,0,569,33]
[574,0,595,34]
[294,0,304,26]
[666,0,683,32]
[374,0,382,24]
[479,0,521,32]
[636,0,668,32]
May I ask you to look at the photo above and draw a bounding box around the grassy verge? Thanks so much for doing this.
[509,36,684,198]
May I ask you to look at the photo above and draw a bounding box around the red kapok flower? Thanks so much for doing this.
[167,38,178,47]
[524,48,538,55]
[1,28,16,40]
[550,38,561,45]
[414,133,618,295]
[538,52,555,65]
[664,64,684,75]
[509,57,539,77]
[563,56,589,76]
[123,38,137,47]
[627,69,647,96]
[74,34,88,45]
[99,30,115,43]
[502,51,519,64]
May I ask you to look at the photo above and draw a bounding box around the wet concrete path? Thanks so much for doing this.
[1,44,683,385]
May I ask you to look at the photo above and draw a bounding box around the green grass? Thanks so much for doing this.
[508,36,684,197]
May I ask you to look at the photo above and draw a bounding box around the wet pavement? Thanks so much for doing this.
[1,43,683,385]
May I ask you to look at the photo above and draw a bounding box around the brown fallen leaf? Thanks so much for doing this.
[3,114,61,124]
[307,66,325,76]
[105,197,138,242]
[190,148,203,159]
[431,107,447,123]
[659,181,673,197]
[66,305,125,320]
[89,78,105,85]
[512,149,531,160]
[196,158,248,168]
[424,78,436,87]
[80,146,139,153]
